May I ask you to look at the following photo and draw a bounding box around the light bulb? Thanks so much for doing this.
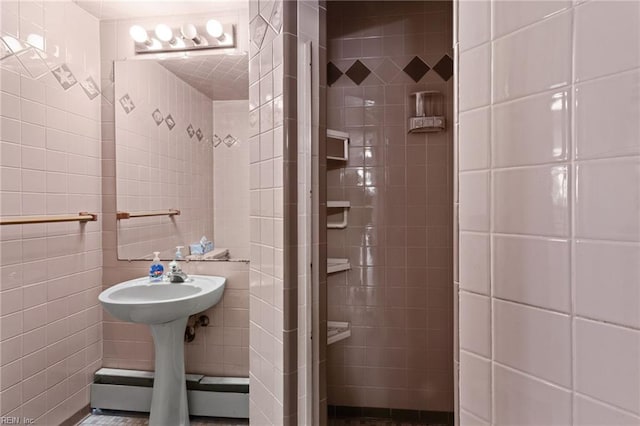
[206,19,223,38]
[129,25,149,43]
[181,23,197,39]
[180,23,202,45]
[155,24,173,42]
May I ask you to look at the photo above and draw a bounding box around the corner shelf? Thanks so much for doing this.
[326,129,350,161]
[327,258,351,274]
[327,201,350,229]
[327,321,351,345]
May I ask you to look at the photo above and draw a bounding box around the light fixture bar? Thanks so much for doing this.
[131,22,236,55]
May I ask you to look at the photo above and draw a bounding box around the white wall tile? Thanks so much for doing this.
[459,43,491,112]
[458,0,490,51]
[493,166,569,237]
[493,0,571,39]
[459,291,491,357]
[493,12,572,103]
[576,158,640,242]
[575,70,640,160]
[459,171,489,232]
[494,300,571,387]
[575,395,640,426]
[460,350,491,422]
[574,0,640,82]
[459,232,490,295]
[458,107,490,171]
[493,235,570,312]
[494,364,572,426]
[575,241,640,328]
[492,89,570,167]
[575,319,640,415]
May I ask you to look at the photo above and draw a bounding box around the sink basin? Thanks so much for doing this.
[98,275,225,425]
[99,275,225,324]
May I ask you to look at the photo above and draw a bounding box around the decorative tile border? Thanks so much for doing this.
[52,63,77,90]
[152,109,163,125]
[165,114,175,130]
[187,124,195,138]
[328,54,454,86]
[80,76,100,99]
[196,128,203,141]
[119,94,135,113]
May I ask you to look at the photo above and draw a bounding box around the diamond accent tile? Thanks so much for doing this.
[165,114,175,130]
[223,134,237,147]
[51,63,78,89]
[433,54,454,81]
[119,94,135,114]
[269,1,283,34]
[327,62,343,86]
[213,134,223,147]
[152,109,163,125]
[14,48,50,80]
[80,76,100,100]
[250,15,268,49]
[0,38,13,60]
[345,60,371,85]
[196,128,203,141]
[374,58,401,83]
[187,124,195,138]
[403,56,430,83]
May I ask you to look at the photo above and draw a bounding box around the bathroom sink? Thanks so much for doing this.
[98,275,226,425]
[99,275,225,324]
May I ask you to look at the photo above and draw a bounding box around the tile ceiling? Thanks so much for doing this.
[159,53,248,100]
[73,0,245,20]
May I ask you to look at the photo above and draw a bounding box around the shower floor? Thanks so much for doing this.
[76,411,249,425]
[329,419,449,426]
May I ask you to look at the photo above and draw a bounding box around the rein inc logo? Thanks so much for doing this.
[0,418,34,424]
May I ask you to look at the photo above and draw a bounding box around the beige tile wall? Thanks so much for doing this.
[247,0,299,424]
[100,13,250,378]
[113,59,214,261]
[456,1,640,424]
[326,1,454,412]
[0,1,102,423]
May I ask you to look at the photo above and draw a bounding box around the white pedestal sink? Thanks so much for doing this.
[99,275,226,426]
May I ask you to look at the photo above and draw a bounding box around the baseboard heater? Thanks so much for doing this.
[90,368,249,419]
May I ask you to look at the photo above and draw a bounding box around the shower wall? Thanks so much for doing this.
[456,1,640,424]
[326,1,454,412]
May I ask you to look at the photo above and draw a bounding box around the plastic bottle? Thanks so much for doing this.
[149,252,164,282]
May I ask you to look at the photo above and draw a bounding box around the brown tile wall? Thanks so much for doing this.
[325,1,454,412]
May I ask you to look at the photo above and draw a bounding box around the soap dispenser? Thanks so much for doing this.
[167,246,188,283]
[149,252,164,282]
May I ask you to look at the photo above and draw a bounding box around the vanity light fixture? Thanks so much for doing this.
[129,20,236,55]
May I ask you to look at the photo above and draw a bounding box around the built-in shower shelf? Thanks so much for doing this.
[327,258,351,274]
[326,129,350,161]
[327,201,350,229]
[327,321,351,345]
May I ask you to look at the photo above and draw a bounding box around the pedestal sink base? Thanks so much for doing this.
[150,317,190,426]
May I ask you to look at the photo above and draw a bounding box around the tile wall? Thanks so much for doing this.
[0,1,103,423]
[326,1,454,412]
[113,59,214,261]
[456,1,640,424]
[247,0,299,424]
[100,13,250,378]
[213,100,250,260]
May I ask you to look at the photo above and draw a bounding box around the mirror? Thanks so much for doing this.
[114,54,249,261]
